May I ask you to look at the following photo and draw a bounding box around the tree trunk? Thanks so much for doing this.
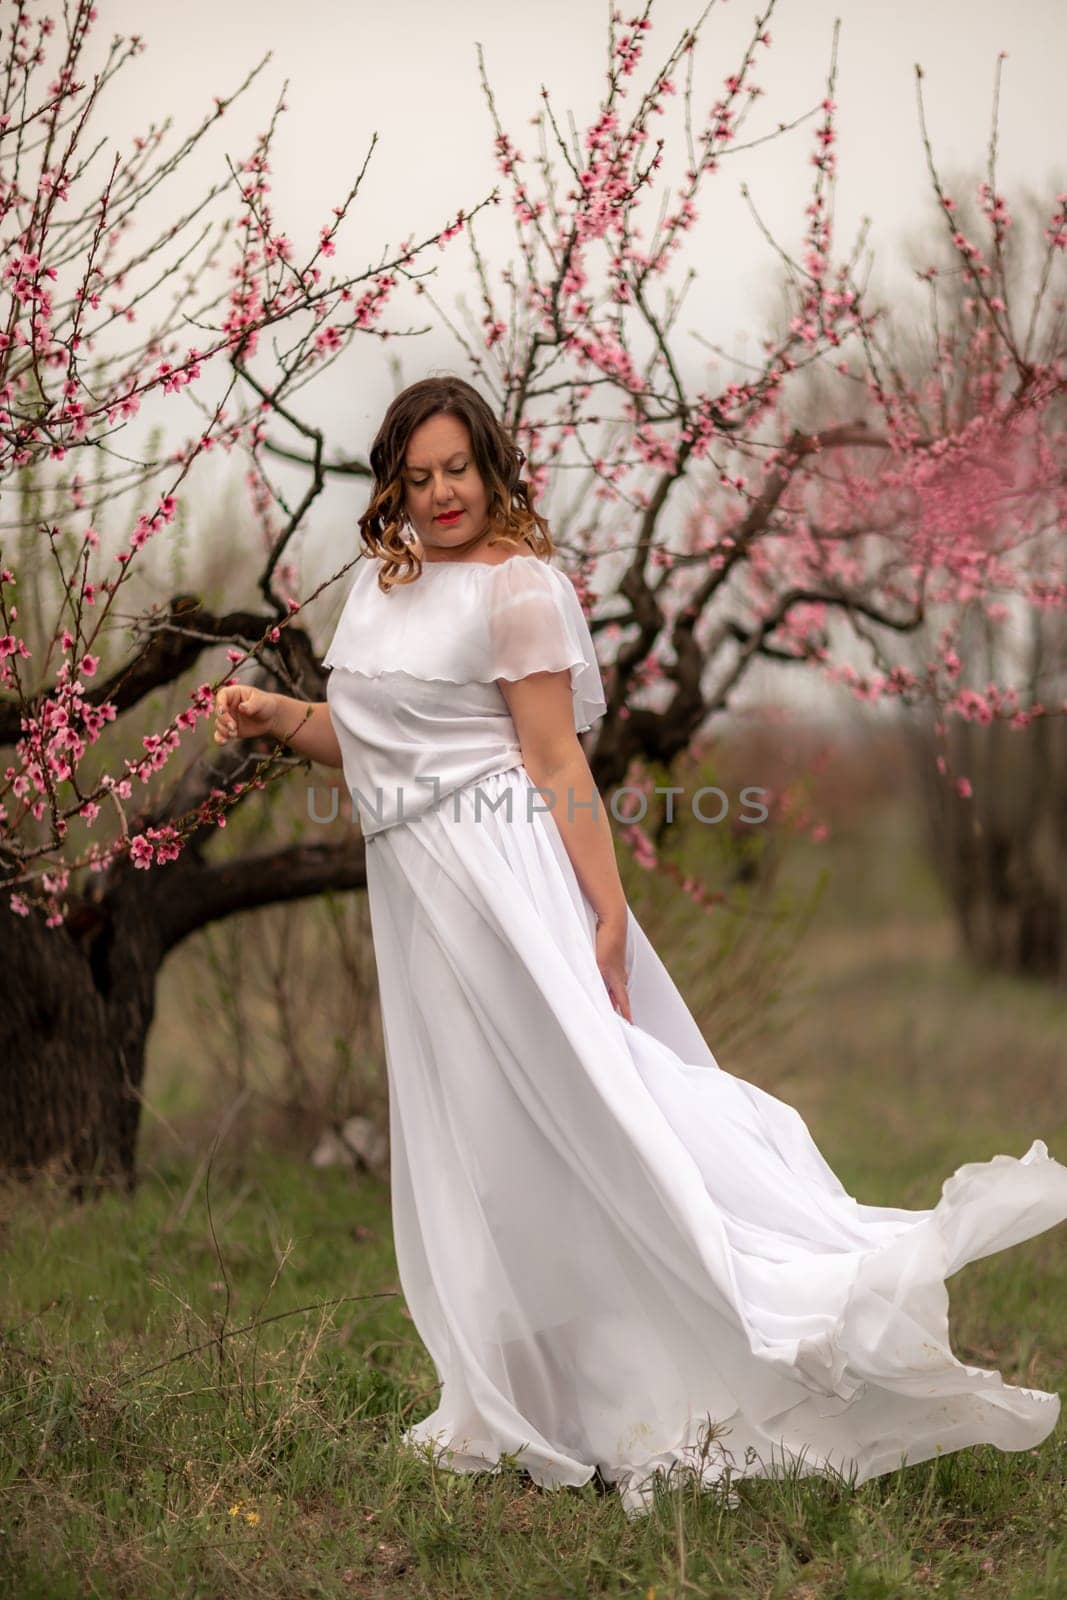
[0,835,370,1194]
[0,883,161,1194]
[908,714,1067,985]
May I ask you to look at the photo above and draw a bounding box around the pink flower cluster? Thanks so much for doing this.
[128,824,182,869]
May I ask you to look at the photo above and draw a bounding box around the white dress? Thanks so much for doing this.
[323,549,1067,1518]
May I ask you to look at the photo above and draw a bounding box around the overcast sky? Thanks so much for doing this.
[95,0,1064,716]
[104,0,1065,432]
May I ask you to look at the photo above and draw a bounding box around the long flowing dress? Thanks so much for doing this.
[323,548,1067,1518]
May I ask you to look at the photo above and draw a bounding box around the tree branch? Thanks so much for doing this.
[152,833,369,955]
[0,595,329,746]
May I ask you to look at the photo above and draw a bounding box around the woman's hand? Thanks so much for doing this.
[595,913,633,1023]
[213,683,281,745]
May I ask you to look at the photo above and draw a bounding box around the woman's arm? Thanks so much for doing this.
[269,695,345,769]
[499,670,632,1019]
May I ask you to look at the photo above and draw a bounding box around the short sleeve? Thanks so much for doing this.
[487,559,606,733]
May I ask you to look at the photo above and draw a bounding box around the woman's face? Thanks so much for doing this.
[401,412,491,562]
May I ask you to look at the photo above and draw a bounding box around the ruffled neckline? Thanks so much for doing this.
[324,549,607,730]
[409,553,547,577]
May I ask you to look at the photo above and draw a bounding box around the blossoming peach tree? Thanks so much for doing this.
[427,10,1065,948]
[0,0,478,1184]
[1,0,1064,1184]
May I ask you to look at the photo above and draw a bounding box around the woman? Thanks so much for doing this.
[214,374,1067,1518]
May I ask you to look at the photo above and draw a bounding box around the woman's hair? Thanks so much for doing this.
[357,374,553,593]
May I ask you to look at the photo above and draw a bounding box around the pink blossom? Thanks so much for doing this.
[129,835,154,868]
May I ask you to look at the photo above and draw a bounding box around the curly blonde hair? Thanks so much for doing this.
[357,375,553,593]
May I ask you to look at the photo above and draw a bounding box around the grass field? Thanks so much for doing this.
[3,744,1066,1599]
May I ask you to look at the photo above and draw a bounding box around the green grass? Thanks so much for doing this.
[3,791,1067,1598]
